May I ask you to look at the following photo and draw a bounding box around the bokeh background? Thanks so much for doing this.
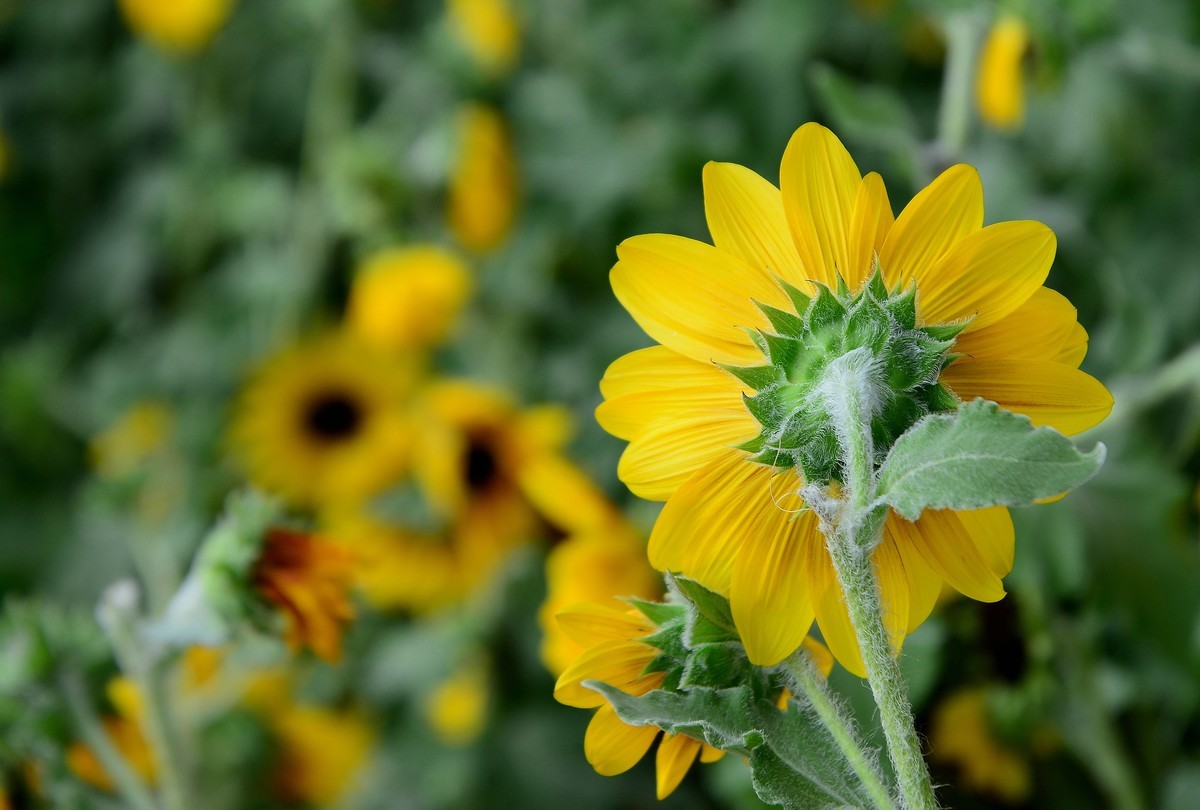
[2,0,1200,808]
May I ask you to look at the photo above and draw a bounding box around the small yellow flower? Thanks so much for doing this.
[446,0,520,77]
[270,704,374,807]
[346,245,472,352]
[90,401,174,480]
[426,659,490,746]
[230,335,413,507]
[538,525,661,676]
[930,689,1031,802]
[252,528,355,663]
[118,0,234,55]
[976,16,1031,131]
[66,678,156,792]
[448,104,519,253]
[598,123,1112,674]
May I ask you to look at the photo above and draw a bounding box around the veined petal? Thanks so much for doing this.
[585,705,660,776]
[807,540,866,677]
[1054,323,1089,368]
[873,533,911,653]
[617,410,759,501]
[890,510,1006,603]
[844,172,894,290]
[554,640,662,708]
[556,603,654,648]
[703,161,806,289]
[597,350,746,441]
[954,287,1077,361]
[779,123,862,287]
[918,221,1055,330]
[649,450,800,595]
[889,532,942,633]
[940,359,1114,435]
[730,507,819,666]
[957,507,1015,579]
[880,164,983,288]
[612,234,789,365]
[656,733,702,799]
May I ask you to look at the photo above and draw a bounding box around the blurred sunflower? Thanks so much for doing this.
[976,16,1031,131]
[270,704,374,806]
[425,657,490,746]
[447,103,519,253]
[346,245,473,353]
[446,0,520,77]
[118,0,234,55]
[597,122,1113,673]
[66,678,156,792]
[930,689,1031,803]
[230,336,413,508]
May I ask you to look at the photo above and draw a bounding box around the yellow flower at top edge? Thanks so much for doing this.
[66,678,156,792]
[446,0,520,77]
[554,602,833,799]
[269,703,374,807]
[976,16,1031,131]
[346,245,473,353]
[597,122,1112,675]
[930,689,1031,803]
[230,335,413,508]
[118,0,234,55]
[448,103,519,253]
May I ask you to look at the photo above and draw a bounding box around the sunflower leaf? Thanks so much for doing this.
[582,682,765,754]
[876,398,1107,520]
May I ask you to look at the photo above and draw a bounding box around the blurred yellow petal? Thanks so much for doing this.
[958,506,1015,579]
[612,234,788,365]
[656,733,702,799]
[890,510,1005,602]
[554,640,662,709]
[517,453,618,534]
[617,409,758,501]
[119,0,232,54]
[801,637,835,678]
[700,744,727,763]
[703,161,806,289]
[941,359,1114,435]
[919,221,1056,330]
[779,123,862,287]
[731,507,819,666]
[584,705,659,776]
[976,17,1030,131]
[844,172,894,289]
[448,103,518,252]
[954,286,1076,361]
[447,0,520,77]
[880,164,983,288]
[1054,323,1089,367]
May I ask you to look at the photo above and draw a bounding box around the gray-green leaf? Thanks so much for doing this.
[876,399,1106,520]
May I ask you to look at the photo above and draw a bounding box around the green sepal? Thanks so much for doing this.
[760,332,803,368]
[625,597,685,628]
[803,284,846,334]
[722,362,785,392]
[883,284,918,329]
[756,301,805,336]
[922,317,973,341]
[865,269,889,301]
[679,643,748,688]
[777,277,811,315]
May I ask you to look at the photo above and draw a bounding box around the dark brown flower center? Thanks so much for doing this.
[304,391,363,441]
[464,438,499,491]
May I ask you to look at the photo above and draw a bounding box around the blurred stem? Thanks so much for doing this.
[824,353,938,810]
[936,12,981,160]
[59,668,159,810]
[784,651,896,810]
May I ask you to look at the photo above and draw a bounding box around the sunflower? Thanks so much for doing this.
[976,16,1031,131]
[118,0,234,55]
[930,689,1031,803]
[596,123,1113,674]
[252,527,355,663]
[230,335,413,508]
[269,704,374,806]
[447,104,519,253]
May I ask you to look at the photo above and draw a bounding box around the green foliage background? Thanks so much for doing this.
[2,0,1199,808]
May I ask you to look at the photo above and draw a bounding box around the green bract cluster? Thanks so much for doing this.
[730,269,968,484]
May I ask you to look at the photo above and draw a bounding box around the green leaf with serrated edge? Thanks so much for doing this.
[623,597,683,627]
[584,682,766,754]
[876,398,1107,520]
[670,576,737,633]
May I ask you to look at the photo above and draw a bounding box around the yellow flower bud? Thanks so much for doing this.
[448,104,519,253]
[976,16,1030,131]
[118,0,234,55]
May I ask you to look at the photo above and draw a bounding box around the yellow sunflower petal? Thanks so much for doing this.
[612,234,788,365]
[889,530,943,633]
[889,510,1006,603]
[700,744,727,764]
[1054,323,1089,368]
[730,507,819,666]
[808,541,866,677]
[872,532,911,653]
[779,122,862,287]
[703,161,805,287]
[585,705,660,776]
[618,410,759,502]
[940,359,1114,435]
[556,603,654,648]
[844,172,895,289]
[554,640,662,709]
[648,450,796,595]
[954,286,1077,361]
[918,220,1055,331]
[880,164,983,288]
[801,637,836,677]
[656,733,703,799]
[957,506,1015,579]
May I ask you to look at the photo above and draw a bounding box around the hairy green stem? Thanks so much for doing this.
[784,651,897,810]
[823,352,938,810]
[59,669,159,810]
